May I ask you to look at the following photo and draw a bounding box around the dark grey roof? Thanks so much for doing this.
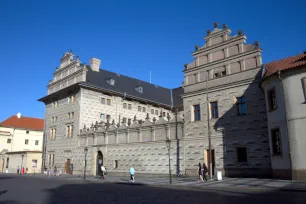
[85,67,182,107]
[172,87,183,107]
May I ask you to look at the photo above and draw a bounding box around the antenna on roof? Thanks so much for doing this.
[150,70,152,83]
[17,112,21,119]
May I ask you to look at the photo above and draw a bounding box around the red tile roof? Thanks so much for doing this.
[264,52,306,78]
[0,116,44,131]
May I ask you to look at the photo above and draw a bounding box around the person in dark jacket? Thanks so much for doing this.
[197,163,204,182]
[203,163,208,181]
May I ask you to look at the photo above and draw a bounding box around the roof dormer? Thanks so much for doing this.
[107,77,115,86]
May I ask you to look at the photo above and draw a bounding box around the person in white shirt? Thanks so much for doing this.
[100,165,106,179]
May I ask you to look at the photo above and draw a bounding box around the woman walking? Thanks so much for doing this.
[197,163,204,182]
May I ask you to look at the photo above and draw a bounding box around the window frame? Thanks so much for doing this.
[193,104,201,121]
[236,96,246,115]
[267,88,277,111]
[210,101,219,119]
[236,147,248,163]
[271,128,282,155]
[106,99,111,105]
[101,97,106,104]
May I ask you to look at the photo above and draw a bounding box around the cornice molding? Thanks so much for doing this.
[185,49,261,74]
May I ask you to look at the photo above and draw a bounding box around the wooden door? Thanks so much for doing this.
[206,149,215,175]
[65,159,70,173]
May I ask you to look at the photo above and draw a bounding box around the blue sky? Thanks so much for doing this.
[0,0,305,121]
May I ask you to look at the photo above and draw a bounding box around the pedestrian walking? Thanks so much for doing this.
[17,166,20,175]
[48,167,51,177]
[129,166,135,182]
[202,163,208,181]
[100,165,106,179]
[44,167,47,176]
[21,167,25,175]
[197,163,204,182]
[54,166,57,176]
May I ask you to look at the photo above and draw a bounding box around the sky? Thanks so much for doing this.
[0,0,305,121]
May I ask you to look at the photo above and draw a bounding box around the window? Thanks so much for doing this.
[138,87,143,93]
[66,125,73,137]
[101,97,105,104]
[271,128,282,155]
[6,158,9,168]
[237,96,246,115]
[151,109,154,114]
[52,101,58,108]
[221,70,226,76]
[32,160,37,168]
[68,95,75,103]
[7,139,11,144]
[35,140,39,145]
[49,128,56,140]
[138,106,141,112]
[123,103,127,109]
[100,114,105,119]
[52,154,55,166]
[109,78,115,86]
[267,89,277,111]
[214,73,220,78]
[210,102,219,119]
[155,110,158,115]
[55,116,57,122]
[71,112,74,118]
[128,104,132,110]
[142,107,146,112]
[107,99,111,105]
[26,131,29,134]
[48,154,51,166]
[25,139,29,145]
[194,73,198,83]
[193,104,201,121]
[114,160,118,168]
[237,147,247,162]
[68,113,71,119]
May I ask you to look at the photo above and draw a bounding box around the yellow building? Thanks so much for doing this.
[0,114,44,173]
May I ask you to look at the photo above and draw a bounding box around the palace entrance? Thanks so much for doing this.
[96,151,103,176]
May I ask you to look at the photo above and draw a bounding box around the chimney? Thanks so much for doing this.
[90,58,101,72]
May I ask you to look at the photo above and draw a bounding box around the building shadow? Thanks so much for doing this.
[213,69,271,178]
[36,182,304,204]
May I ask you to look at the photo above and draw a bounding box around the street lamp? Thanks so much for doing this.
[84,147,88,180]
[165,138,172,184]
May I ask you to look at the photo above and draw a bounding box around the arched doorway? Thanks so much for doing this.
[96,151,103,176]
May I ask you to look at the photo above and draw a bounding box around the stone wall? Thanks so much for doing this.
[79,113,185,176]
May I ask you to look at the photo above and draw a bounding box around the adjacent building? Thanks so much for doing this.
[0,115,44,173]
[182,23,270,177]
[261,52,306,180]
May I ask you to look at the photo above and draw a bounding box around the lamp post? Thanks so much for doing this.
[84,147,88,180]
[166,138,172,184]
